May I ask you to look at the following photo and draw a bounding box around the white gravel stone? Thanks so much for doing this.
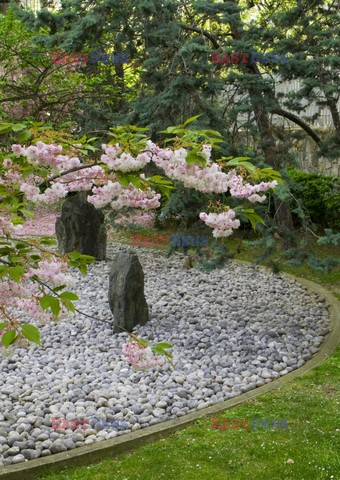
[0,244,330,464]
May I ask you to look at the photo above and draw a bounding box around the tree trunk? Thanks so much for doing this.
[227,0,295,248]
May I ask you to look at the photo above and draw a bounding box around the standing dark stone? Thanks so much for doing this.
[108,253,149,332]
[55,192,107,260]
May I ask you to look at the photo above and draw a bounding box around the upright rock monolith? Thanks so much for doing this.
[55,192,107,260]
[108,253,149,332]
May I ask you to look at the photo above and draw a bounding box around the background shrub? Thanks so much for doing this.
[287,168,340,231]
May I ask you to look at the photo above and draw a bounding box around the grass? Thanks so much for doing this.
[36,225,339,480]
[39,348,340,480]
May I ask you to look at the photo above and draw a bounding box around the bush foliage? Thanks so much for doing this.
[287,168,340,231]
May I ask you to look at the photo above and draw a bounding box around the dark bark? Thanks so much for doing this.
[272,108,322,145]
[325,96,340,136]
[226,0,296,247]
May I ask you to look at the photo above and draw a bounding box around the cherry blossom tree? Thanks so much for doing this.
[0,120,281,368]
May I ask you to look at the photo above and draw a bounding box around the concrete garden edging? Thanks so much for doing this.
[1,265,339,480]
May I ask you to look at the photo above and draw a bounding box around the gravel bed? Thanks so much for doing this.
[0,244,330,465]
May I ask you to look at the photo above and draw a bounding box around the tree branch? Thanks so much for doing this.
[40,162,100,187]
[272,107,322,144]
[179,24,225,49]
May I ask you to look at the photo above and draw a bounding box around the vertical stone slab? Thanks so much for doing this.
[108,253,149,332]
[55,192,107,260]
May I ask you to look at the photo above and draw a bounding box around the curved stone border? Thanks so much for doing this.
[1,265,339,480]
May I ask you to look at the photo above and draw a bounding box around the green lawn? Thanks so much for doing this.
[40,348,339,480]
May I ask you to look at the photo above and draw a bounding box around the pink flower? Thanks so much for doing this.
[11,144,24,155]
[3,158,12,168]
[199,210,241,237]
[122,341,164,371]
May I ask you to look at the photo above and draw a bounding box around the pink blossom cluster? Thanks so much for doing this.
[86,180,123,208]
[10,141,107,199]
[3,158,12,168]
[110,187,161,210]
[4,140,280,242]
[0,216,23,237]
[58,165,106,192]
[27,259,75,288]
[114,211,156,228]
[122,341,164,371]
[149,143,277,201]
[227,171,278,202]
[12,142,63,168]
[12,141,92,173]
[20,181,67,203]
[1,159,23,185]
[87,181,160,210]
[151,145,232,193]
[0,280,49,323]
[0,253,75,328]
[199,210,241,237]
[16,211,58,236]
[101,144,152,172]
[6,141,159,209]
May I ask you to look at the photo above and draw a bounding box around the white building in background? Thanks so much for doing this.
[20,0,40,10]
[19,0,61,10]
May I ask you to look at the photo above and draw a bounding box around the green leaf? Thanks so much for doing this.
[154,342,172,349]
[0,322,8,331]
[84,144,97,152]
[148,176,173,186]
[10,215,24,225]
[117,176,130,187]
[228,157,250,162]
[0,247,13,255]
[39,295,61,317]
[186,152,206,166]
[149,175,164,182]
[0,184,8,194]
[200,129,223,137]
[80,264,87,275]
[2,330,16,347]
[60,298,76,313]
[30,254,42,261]
[183,115,202,126]
[11,123,26,132]
[226,159,256,172]
[67,252,81,260]
[159,126,181,134]
[18,130,32,143]
[0,265,8,278]
[128,176,142,188]
[52,285,66,293]
[242,211,266,230]
[79,254,95,262]
[59,292,79,301]
[21,324,40,345]
[20,209,35,218]
[136,338,151,347]
[40,237,57,245]
[260,167,278,175]
[0,125,11,133]
[8,266,25,282]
